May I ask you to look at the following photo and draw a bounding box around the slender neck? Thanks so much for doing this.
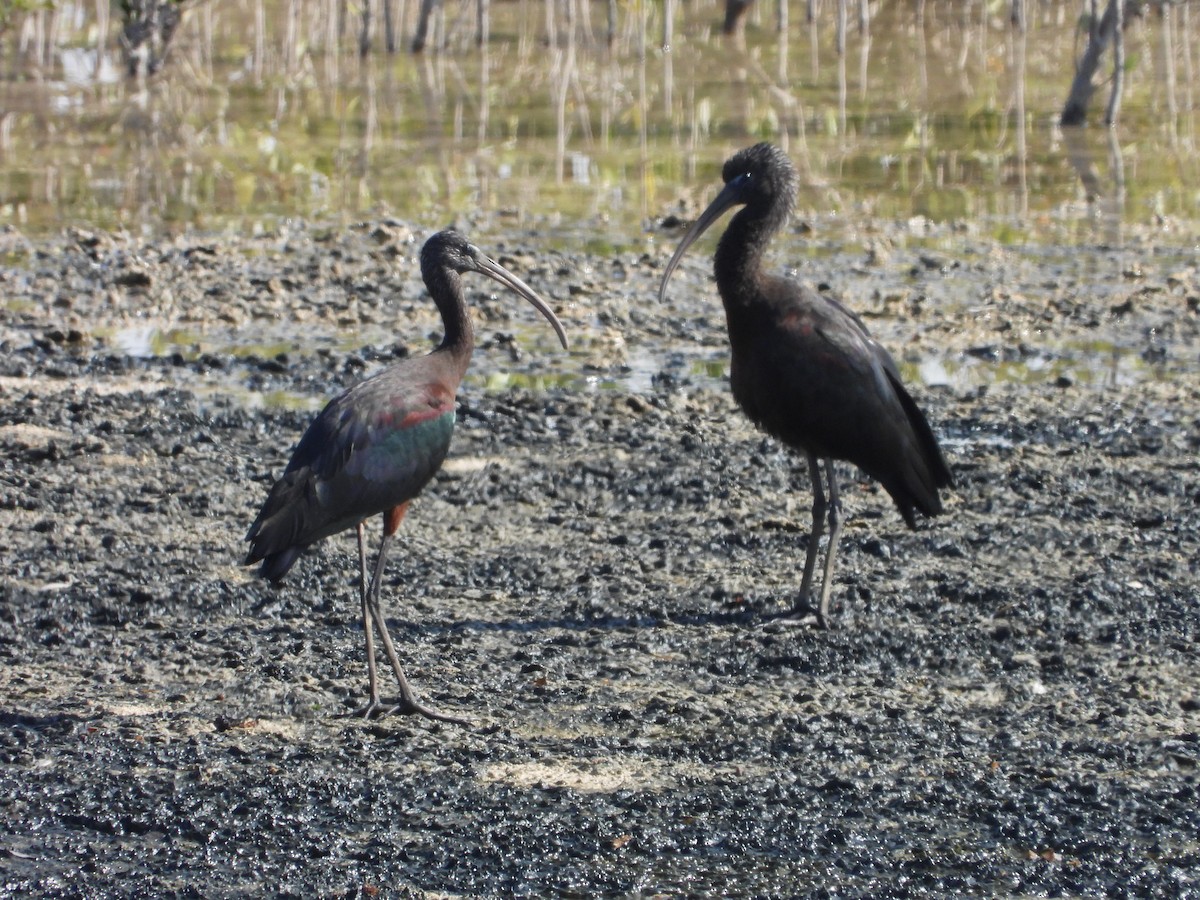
[713,202,786,308]
[423,264,475,371]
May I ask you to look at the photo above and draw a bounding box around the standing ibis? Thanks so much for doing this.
[245,229,568,725]
[659,143,953,628]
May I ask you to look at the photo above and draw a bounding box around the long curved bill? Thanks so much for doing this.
[658,179,745,303]
[470,246,569,350]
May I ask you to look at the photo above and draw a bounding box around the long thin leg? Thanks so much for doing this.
[768,453,828,629]
[363,505,470,726]
[815,459,844,630]
[356,522,385,716]
[793,452,827,614]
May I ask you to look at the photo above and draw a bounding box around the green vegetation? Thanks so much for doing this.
[0,0,52,35]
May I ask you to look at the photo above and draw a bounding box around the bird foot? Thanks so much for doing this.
[348,696,471,727]
[760,600,832,631]
[390,698,473,728]
[345,698,393,720]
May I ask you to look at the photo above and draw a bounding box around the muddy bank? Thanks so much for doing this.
[1,219,1198,896]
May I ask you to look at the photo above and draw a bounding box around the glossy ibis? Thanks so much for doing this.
[245,229,568,725]
[659,143,953,628]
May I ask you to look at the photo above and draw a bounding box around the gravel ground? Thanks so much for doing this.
[1,217,1198,897]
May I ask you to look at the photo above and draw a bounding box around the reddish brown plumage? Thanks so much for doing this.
[383,502,409,538]
[244,229,567,723]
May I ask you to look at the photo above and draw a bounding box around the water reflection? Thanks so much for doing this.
[110,318,1179,397]
[917,343,1170,391]
[1011,5,1028,220]
[1061,125,1125,246]
[0,1,1197,239]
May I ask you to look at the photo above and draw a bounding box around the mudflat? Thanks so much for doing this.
[1,219,1197,895]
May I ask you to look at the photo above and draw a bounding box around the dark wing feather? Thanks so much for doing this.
[245,366,457,582]
[731,280,951,527]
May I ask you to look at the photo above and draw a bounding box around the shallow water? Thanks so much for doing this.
[109,316,1180,409]
[3,0,1198,239]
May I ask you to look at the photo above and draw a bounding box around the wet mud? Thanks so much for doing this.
[1,219,1198,896]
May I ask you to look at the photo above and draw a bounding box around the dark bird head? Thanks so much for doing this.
[421,228,569,350]
[659,143,798,302]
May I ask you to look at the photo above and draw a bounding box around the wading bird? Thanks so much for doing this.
[659,143,953,628]
[245,229,568,725]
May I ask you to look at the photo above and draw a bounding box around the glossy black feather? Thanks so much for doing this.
[665,143,953,528]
